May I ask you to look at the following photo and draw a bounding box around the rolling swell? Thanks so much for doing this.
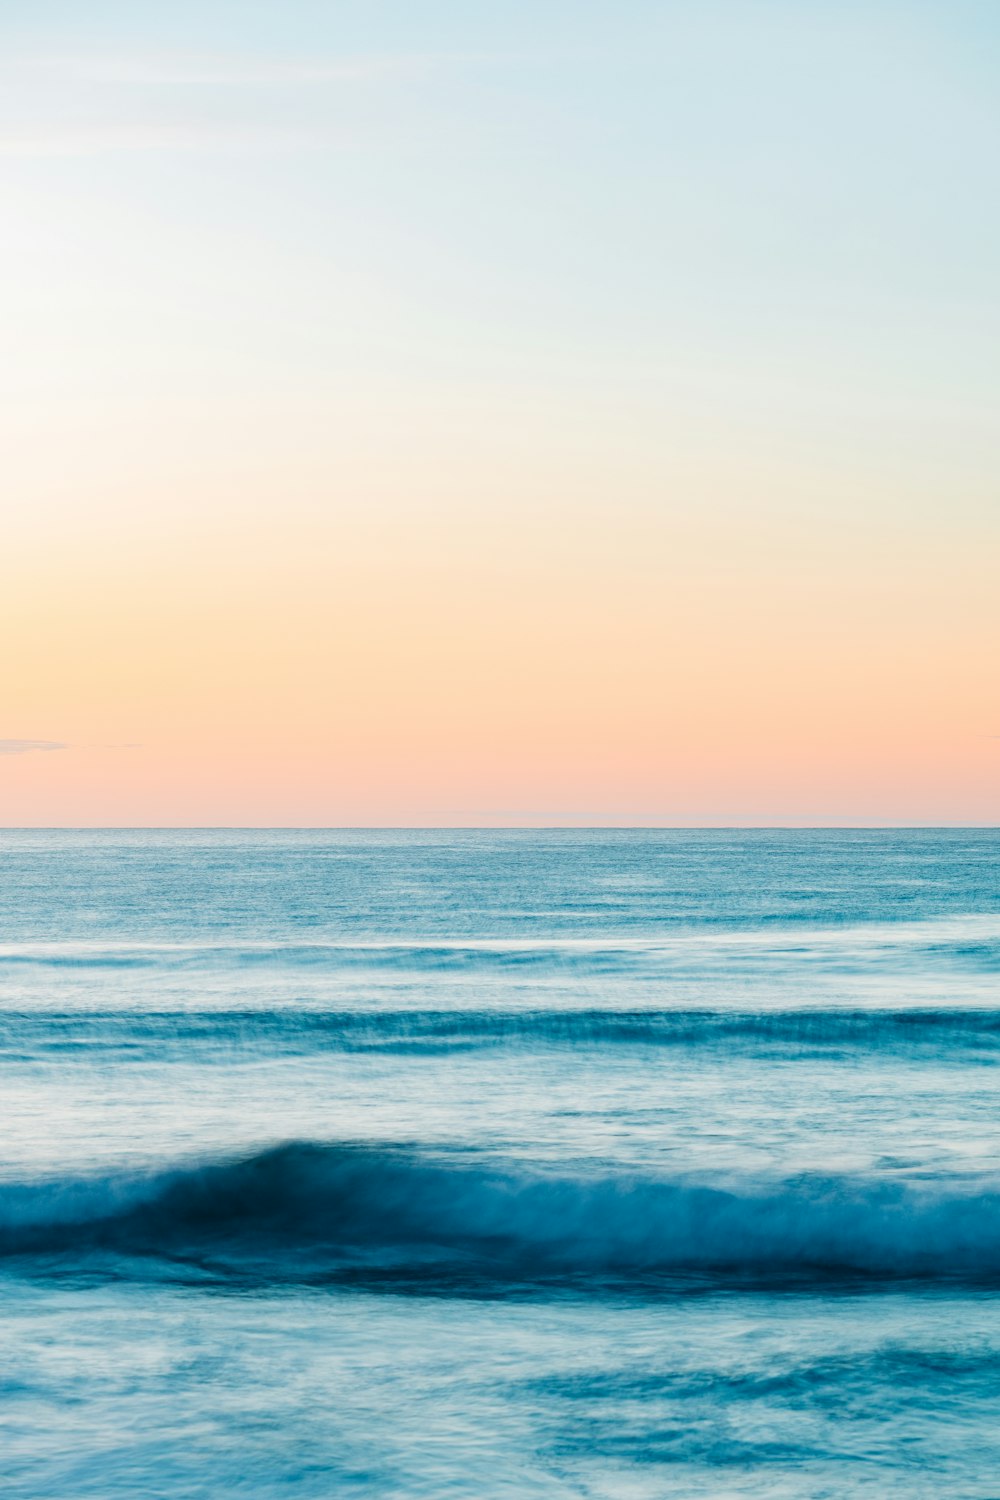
[3,1142,1000,1290]
[4,1007,1000,1059]
[1,917,998,975]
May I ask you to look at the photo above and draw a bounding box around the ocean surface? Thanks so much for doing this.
[1,828,999,1498]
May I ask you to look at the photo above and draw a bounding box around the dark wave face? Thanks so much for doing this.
[5,1142,1000,1291]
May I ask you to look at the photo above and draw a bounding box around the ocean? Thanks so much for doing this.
[1,827,999,1497]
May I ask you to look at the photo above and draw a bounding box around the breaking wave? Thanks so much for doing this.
[4,1143,1000,1291]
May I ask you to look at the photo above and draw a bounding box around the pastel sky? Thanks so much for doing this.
[3,1,998,825]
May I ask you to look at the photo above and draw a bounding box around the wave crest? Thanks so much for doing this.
[3,1144,1000,1289]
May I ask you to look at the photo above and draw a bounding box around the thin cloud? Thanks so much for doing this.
[14,51,483,88]
[0,124,335,157]
[0,739,67,755]
[0,49,484,157]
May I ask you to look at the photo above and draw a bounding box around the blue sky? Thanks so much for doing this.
[5,3,998,495]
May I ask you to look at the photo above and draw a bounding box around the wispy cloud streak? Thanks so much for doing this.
[0,125,336,157]
[0,740,67,755]
[12,51,483,88]
[0,49,484,156]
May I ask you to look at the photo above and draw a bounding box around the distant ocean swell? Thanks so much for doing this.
[4,1143,1000,1288]
[0,918,997,973]
[4,1008,1000,1057]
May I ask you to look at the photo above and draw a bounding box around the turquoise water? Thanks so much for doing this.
[1,829,999,1496]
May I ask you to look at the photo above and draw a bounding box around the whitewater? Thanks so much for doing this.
[2,828,999,1497]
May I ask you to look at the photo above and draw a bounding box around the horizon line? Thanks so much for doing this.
[0,824,996,834]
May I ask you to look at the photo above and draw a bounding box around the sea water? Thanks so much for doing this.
[1,828,998,1497]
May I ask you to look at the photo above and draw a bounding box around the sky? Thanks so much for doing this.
[2,0,998,825]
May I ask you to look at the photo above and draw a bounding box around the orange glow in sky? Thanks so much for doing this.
[3,4,998,824]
